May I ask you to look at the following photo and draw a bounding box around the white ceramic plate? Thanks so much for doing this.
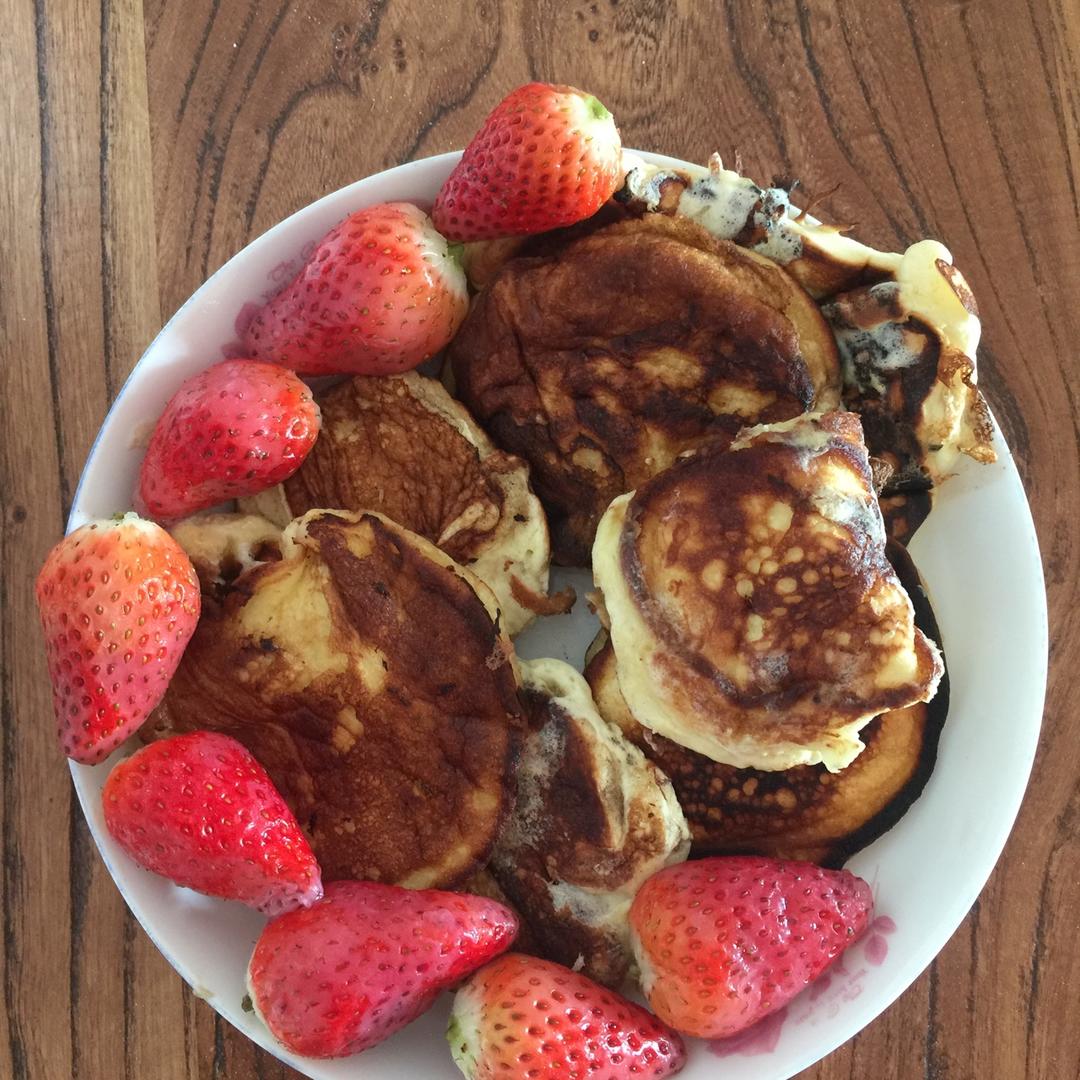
[67,151,1048,1079]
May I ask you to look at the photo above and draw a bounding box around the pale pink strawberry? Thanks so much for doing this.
[103,732,322,915]
[247,881,518,1058]
[628,856,873,1039]
[448,952,685,1079]
[432,83,623,242]
[241,202,467,375]
[138,359,320,522]
[35,513,201,764]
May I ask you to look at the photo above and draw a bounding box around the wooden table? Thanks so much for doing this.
[3,1,1077,1076]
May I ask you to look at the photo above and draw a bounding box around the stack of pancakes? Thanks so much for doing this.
[150,160,990,986]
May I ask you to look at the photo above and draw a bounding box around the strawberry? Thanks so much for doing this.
[247,881,518,1058]
[35,513,201,764]
[432,82,623,242]
[103,732,322,916]
[241,202,468,376]
[628,856,873,1039]
[448,953,686,1080]
[138,359,320,521]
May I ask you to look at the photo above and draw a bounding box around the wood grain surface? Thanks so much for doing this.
[2,1,1077,1077]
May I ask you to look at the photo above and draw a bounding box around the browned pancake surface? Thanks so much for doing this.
[246,372,560,635]
[587,642,944,867]
[280,375,506,565]
[149,510,525,889]
[586,539,948,865]
[488,658,688,988]
[449,214,839,564]
[597,412,942,770]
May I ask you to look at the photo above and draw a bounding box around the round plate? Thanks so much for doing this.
[67,151,1048,1079]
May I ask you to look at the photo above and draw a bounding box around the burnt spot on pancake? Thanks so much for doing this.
[585,541,947,866]
[593,412,943,772]
[488,659,688,988]
[825,285,950,492]
[822,270,995,486]
[243,372,554,636]
[450,214,840,564]
[169,513,285,599]
[880,490,933,546]
[147,509,525,890]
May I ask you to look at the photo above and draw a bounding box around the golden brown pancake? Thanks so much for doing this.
[487,658,689,988]
[619,154,996,480]
[592,411,943,772]
[147,508,526,889]
[242,372,562,636]
[586,531,948,867]
[449,213,841,564]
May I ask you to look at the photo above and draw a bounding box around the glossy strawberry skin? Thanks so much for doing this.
[138,359,320,522]
[448,953,686,1080]
[247,881,518,1058]
[103,732,322,916]
[628,856,874,1039]
[35,514,200,764]
[432,82,623,242]
[241,202,467,376]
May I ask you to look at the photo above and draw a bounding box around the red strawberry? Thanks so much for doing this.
[103,732,322,916]
[35,513,201,764]
[138,359,320,521]
[248,881,518,1058]
[449,953,685,1079]
[241,202,468,376]
[628,856,873,1039]
[432,83,623,242]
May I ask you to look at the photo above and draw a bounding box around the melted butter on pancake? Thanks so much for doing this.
[592,412,943,772]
